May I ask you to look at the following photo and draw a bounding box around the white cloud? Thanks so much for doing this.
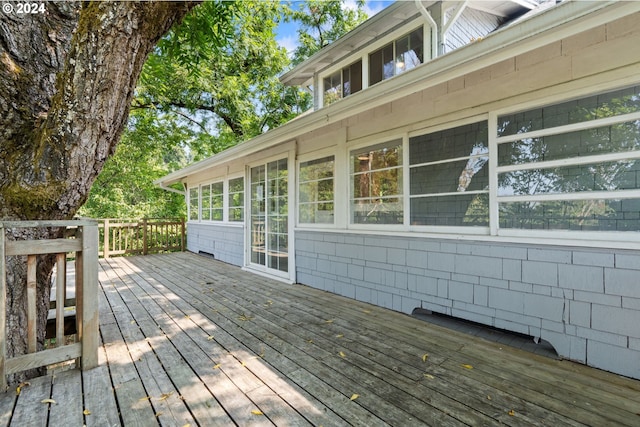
[277,34,299,57]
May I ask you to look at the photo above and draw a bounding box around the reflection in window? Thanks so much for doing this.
[497,85,640,232]
[409,121,489,226]
[497,85,640,137]
[228,177,244,222]
[323,60,362,106]
[299,156,334,224]
[189,188,199,221]
[200,182,223,221]
[370,27,423,86]
[350,140,403,224]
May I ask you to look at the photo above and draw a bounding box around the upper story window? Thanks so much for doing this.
[323,60,363,106]
[369,27,423,86]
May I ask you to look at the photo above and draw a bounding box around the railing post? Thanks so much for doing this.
[0,225,6,391]
[103,219,110,259]
[142,218,148,256]
[181,217,186,252]
[78,223,99,370]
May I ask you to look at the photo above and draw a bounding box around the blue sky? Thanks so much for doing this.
[276,0,394,55]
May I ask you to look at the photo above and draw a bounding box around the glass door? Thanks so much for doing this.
[250,158,289,274]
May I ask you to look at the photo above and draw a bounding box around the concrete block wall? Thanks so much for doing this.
[295,230,640,379]
[186,223,244,266]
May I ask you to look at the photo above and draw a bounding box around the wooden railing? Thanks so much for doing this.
[99,218,185,258]
[0,220,99,389]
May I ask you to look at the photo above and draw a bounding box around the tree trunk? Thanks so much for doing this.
[0,1,196,386]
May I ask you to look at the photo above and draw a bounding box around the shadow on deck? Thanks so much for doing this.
[1,252,639,426]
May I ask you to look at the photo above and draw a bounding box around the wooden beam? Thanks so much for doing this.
[6,343,81,374]
[5,239,81,256]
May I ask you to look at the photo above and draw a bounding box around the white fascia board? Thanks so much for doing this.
[156,0,638,189]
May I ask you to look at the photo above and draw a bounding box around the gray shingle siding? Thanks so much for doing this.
[295,230,640,379]
[186,223,244,266]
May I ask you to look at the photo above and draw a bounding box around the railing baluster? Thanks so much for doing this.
[55,253,66,347]
[26,255,37,354]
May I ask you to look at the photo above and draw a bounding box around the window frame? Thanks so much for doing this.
[297,153,336,227]
[200,180,224,222]
[369,26,424,86]
[188,187,199,222]
[348,136,407,230]
[408,118,491,234]
[491,84,640,241]
[227,175,245,223]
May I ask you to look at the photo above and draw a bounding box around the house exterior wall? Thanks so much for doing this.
[176,8,640,379]
[295,230,640,379]
[186,223,244,266]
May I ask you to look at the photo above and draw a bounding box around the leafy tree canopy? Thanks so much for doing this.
[80,0,368,220]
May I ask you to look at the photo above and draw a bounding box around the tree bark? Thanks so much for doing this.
[0,1,196,386]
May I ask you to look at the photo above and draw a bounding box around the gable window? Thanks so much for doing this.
[497,85,640,231]
[350,140,403,224]
[188,187,199,221]
[410,122,489,227]
[323,60,362,106]
[228,177,244,222]
[369,27,423,86]
[299,156,335,224]
[201,182,223,221]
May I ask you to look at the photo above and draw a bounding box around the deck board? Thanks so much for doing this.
[0,251,639,426]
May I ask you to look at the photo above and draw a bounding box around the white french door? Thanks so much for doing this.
[249,158,289,276]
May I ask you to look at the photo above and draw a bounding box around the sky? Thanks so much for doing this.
[275,0,394,55]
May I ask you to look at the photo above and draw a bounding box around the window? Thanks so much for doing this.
[409,122,489,227]
[369,27,423,86]
[201,182,223,221]
[188,187,199,221]
[228,177,244,222]
[299,156,335,224]
[350,140,403,224]
[323,60,362,106]
[497,85,640,231]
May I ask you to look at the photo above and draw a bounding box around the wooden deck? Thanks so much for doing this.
[1,252,639,426]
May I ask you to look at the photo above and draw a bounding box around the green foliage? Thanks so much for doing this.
[288,0,368,65]
[82,0,368,219]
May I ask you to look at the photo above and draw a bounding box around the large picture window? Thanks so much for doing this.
[409,122,489,227]
[497,85,640,231]
[299,156,335,224]
[350,140,403,224]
